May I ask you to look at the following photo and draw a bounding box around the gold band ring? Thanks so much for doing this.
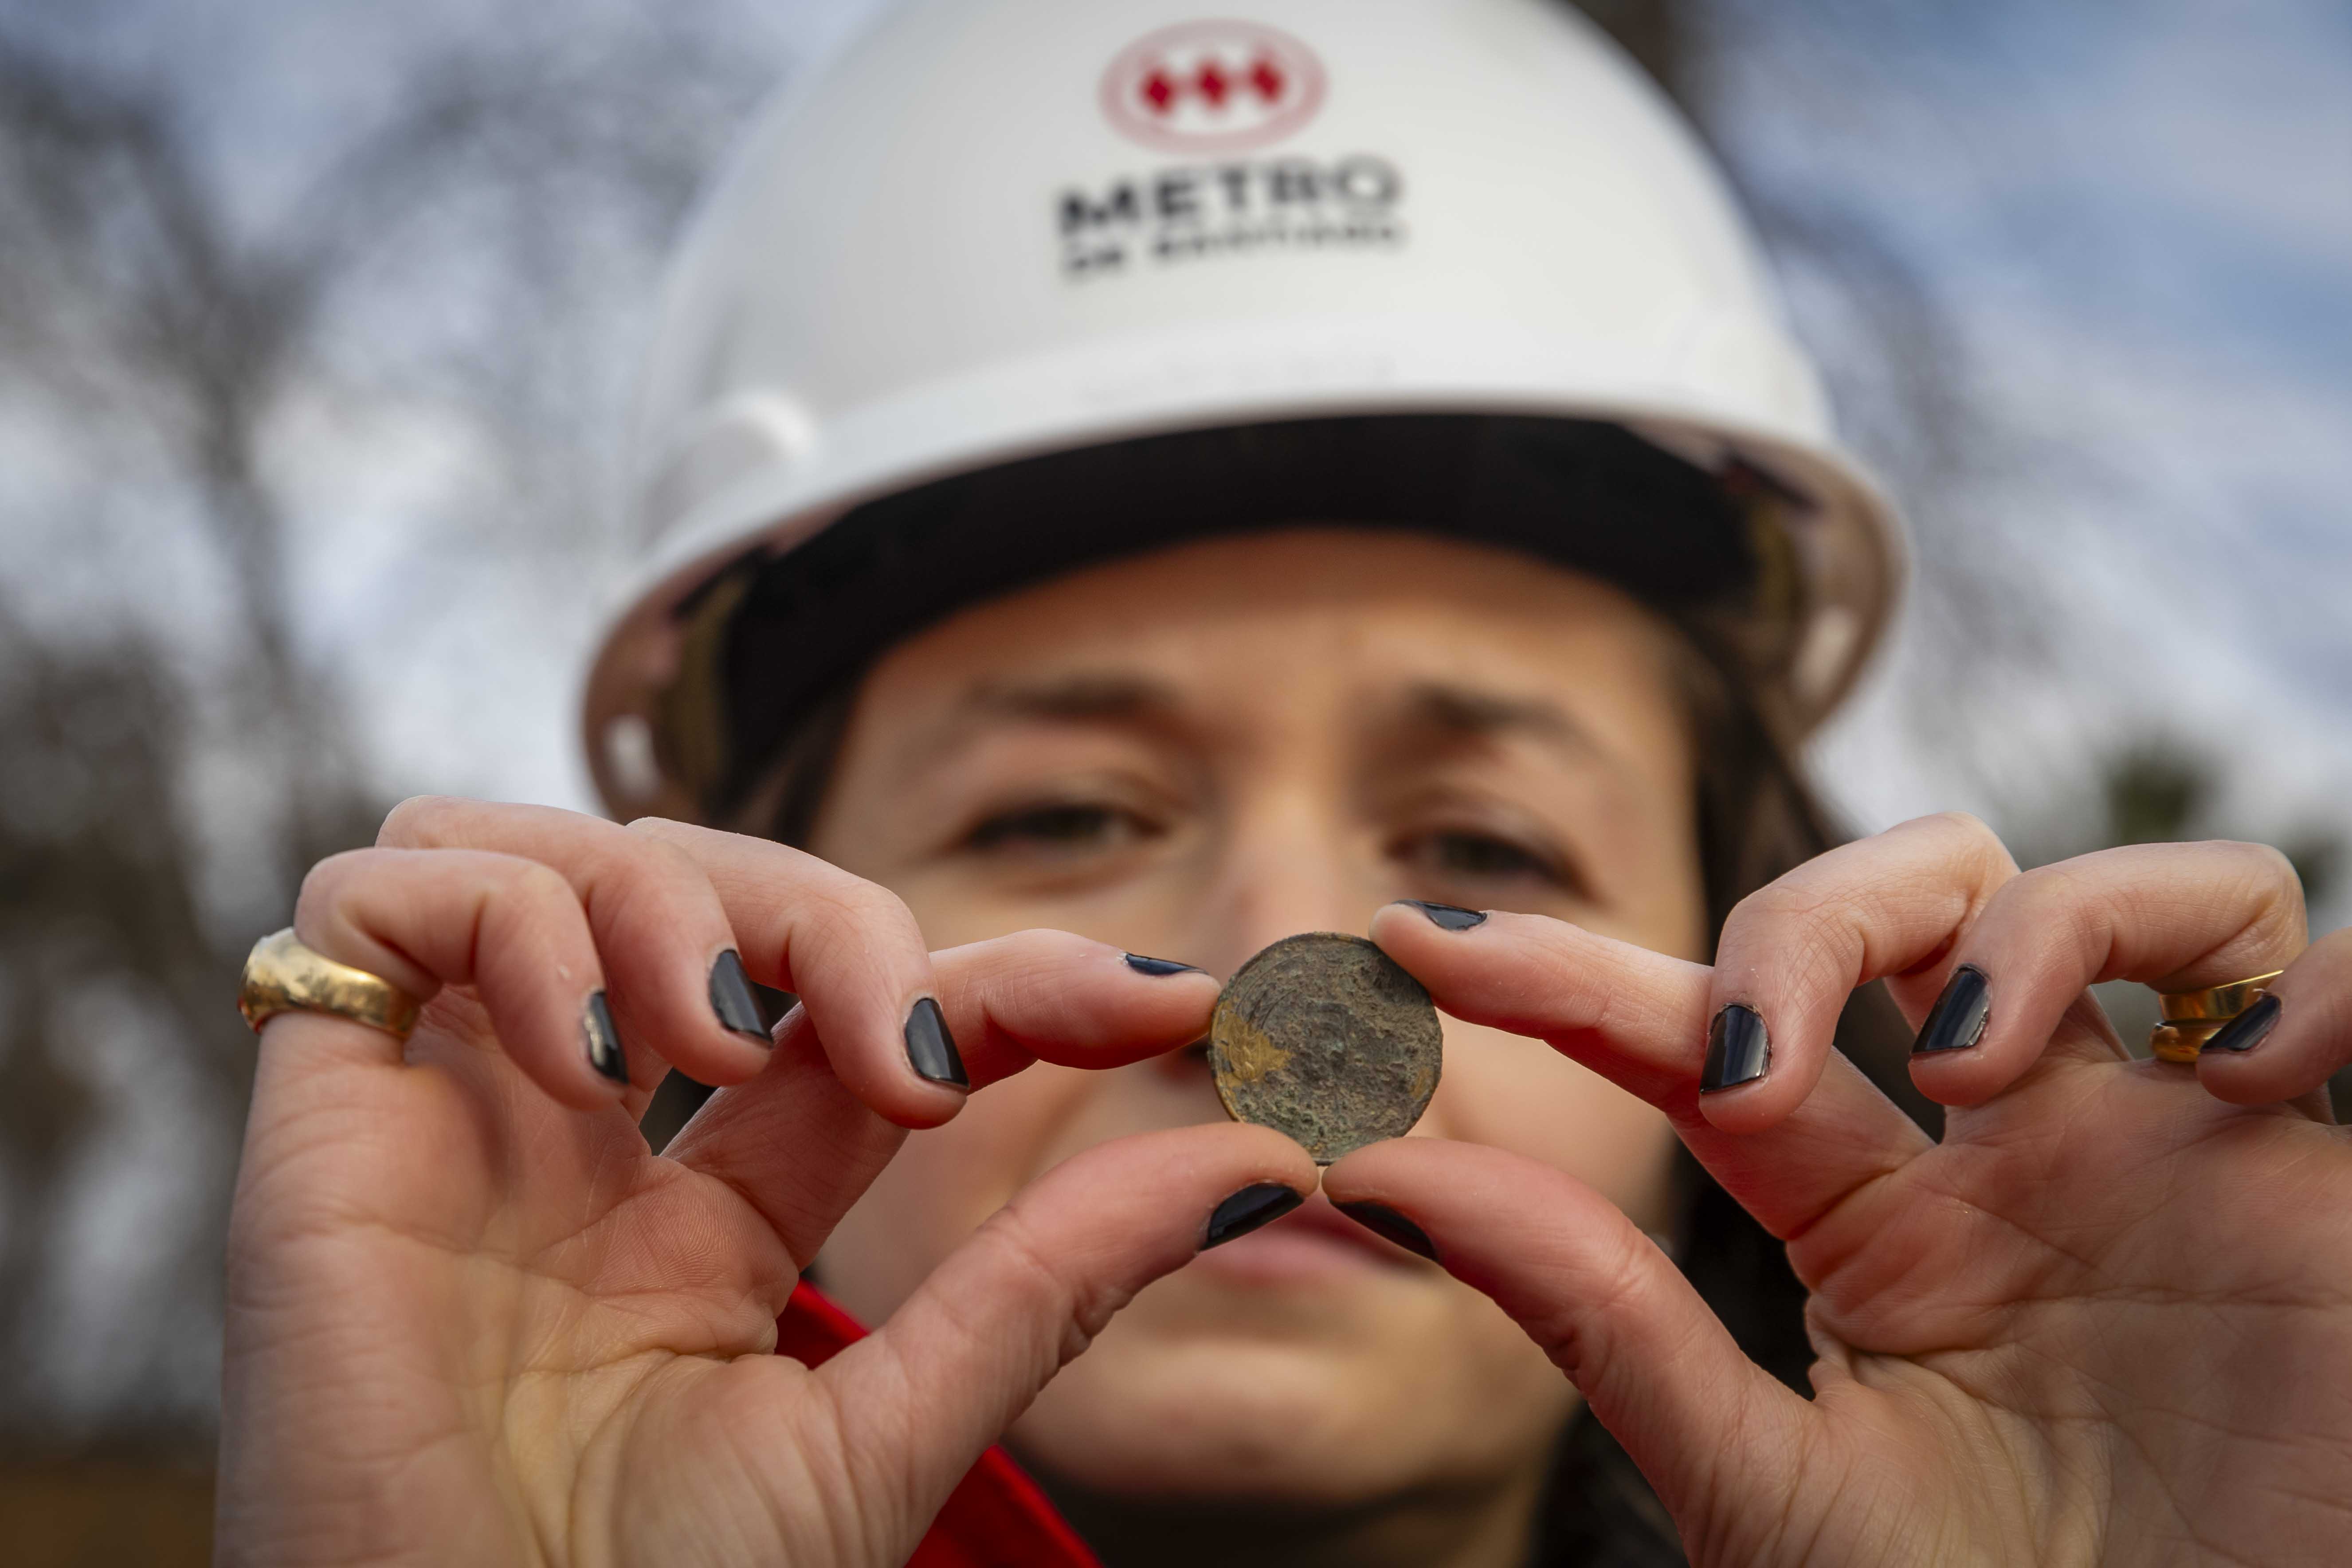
[2148,969,2284,1063]
[238,927,422,1041]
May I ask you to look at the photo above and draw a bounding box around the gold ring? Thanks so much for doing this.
[238,927,422,1041]
[2148,969,2284,1063]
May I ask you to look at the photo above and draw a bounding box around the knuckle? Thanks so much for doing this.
[293,847,375,920]
[377,793,465,846]
[1920,808,1995,844]
[2216,841,2308,949]
[1909,810,2014,875]
[1986,862,2108,953]
[1728,876,1838,936]
[505,857,579,913]
[633,831,717,900]
[582,827,698,912]
[2220,839,2304,901]
[815,873,921,938]
[623,815,720,862]
[1992,859,2080,914]
[986,1201,1108,1342]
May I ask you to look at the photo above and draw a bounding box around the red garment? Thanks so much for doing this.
[775,1282,1102,1568]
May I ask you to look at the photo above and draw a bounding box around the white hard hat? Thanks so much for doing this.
[584,0,1904,821]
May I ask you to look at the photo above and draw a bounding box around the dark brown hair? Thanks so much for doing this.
[1527,612,1933,1566]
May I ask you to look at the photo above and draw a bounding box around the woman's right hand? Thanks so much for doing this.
[216,797,1311,1568]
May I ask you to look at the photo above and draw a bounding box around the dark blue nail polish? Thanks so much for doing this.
[1399,900,1487,931]
[2202,992,2282,1054]
[1701,1003,1768,1092]
[1913,965,1991,1055]
[585,992,629,1084]
[904,997,967,1088]
[1335,1201,1438,1262]
[1124,953,1203,977]
[709,950,770,1043]
[1202,1183,1302,1249]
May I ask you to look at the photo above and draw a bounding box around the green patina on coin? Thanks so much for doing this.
[1209,933,1443,1164]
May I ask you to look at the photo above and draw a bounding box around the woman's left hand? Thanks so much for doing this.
[1335,813,2352,1567]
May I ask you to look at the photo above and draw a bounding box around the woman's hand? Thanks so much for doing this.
[1342,813,2352,1566]
[217,798,1312,1568]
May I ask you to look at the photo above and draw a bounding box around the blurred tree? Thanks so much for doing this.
[0,38,383,1461]
[0,10,778,1491]
[2103,744,2210,849]
[2099,742,2341,909]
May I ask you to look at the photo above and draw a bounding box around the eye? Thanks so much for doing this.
[964,800,1156,855]
[1391,826,1587,901]
[1425,829,1554,881]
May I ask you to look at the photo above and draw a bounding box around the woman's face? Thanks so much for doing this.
[807,529,1705,1520]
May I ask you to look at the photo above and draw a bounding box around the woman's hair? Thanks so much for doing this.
[723,592,1931,1568]
[1527,614,1934,1566]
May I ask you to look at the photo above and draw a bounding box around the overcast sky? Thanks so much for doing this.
[7,0,2348,911]
[1728,0,2352,871]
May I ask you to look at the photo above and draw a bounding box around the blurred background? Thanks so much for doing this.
[0,0,2344,1559]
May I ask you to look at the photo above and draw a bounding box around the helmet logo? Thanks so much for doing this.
[1100,21,1327,153]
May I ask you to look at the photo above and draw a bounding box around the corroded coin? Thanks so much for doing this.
[1209,933,1442,1165]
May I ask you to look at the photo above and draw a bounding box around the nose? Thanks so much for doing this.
[1146,772,1383,1096]
[1184,781,1376,980]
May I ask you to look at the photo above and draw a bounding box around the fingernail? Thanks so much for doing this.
[1399,899,1487,931]
[709,950,770,1044]
[1334,1201,1438,1262]
[2202,992,2282,1054]
[904,997,967,1089]
[1913,965,1991,1055]
[584,992,628,1084]
[1124,953,1203,977]
[1701,1003,1768,1093]
[1202,1183,1303,1249]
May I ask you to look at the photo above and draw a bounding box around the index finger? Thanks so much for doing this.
[1369,900,1929,1241]
[628,818,969,1128]
[666,929,1223,1278]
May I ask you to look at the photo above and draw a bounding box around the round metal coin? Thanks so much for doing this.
[1209,932,1442,1164]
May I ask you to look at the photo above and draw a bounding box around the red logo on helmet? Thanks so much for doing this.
[1100,21,1327,153]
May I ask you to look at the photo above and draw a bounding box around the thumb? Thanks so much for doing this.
[1321,1137,1814,1536]
[815,1122,1317,1550]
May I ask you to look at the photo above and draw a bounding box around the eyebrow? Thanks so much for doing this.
[1395,681,1603,760]
[962,671,1186,723]
[945,670,1610,766]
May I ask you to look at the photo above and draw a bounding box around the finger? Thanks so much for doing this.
[627,817,963,1128]
[1699,811,2019,1130]
[1321,1137,1811,1529]
[291,847,625,1108]
[1904,840,2306,1108]
[815,1122,1315,1557]
[2196,925,2352,1111]
[379,797,775,1090]
[666,932,1221,1267]
[899,931,1222,1086]
[1369,900,1930,1240]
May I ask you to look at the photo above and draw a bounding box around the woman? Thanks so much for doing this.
[217,3,2352,1564]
